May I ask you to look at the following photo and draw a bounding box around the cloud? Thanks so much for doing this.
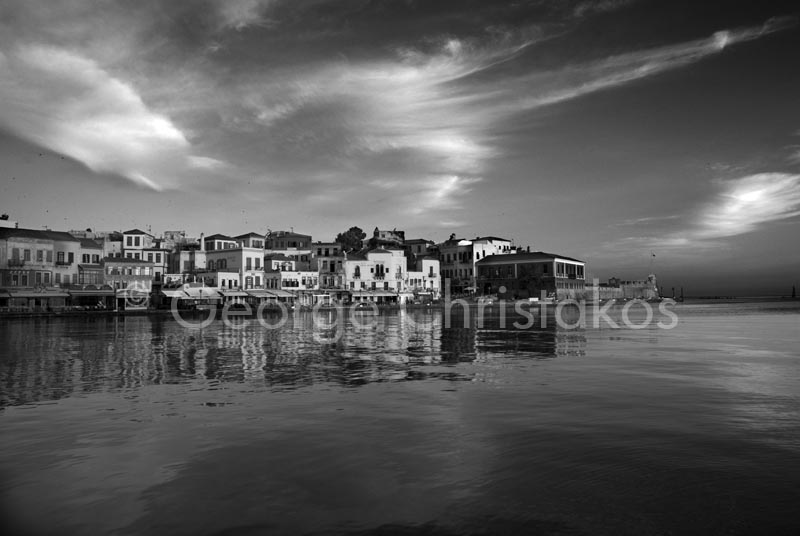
[573,0,638,18]
[0,44,216,190]
[514,16,796,111]
[696,173,800,239]
[215,0,278,31]
[604,172,800,253]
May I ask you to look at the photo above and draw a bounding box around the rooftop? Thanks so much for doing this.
[122,228,152,236]
[0,227,80,242]
[476,251,585,264]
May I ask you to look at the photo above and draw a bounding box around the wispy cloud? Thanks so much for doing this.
[573,0,638,18]
[604,172,800,252]
[697,173,800,239]
[215,0,279,31]
[514,16,796,111]
[0,44,222,190]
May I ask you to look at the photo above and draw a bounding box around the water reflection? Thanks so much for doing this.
[0,309,586,407]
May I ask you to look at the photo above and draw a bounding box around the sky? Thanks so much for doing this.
[1,0,799,295]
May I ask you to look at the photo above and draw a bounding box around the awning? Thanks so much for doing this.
[68,289,115,297]
[0,290,11,298]
[115,289,150,298]
[220,290,248,297]
[266,289,296,298]
[246,289,275,298]
[8,290,70,299]
[183,287,221,299]
[350,290,398,297]
[160,289,187,298]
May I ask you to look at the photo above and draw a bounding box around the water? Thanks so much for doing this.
[1,301,799,535]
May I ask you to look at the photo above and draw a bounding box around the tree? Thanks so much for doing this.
[335,226,367,252]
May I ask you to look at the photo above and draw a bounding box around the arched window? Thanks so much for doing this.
[208,260,215,270]
[354,266,361,278]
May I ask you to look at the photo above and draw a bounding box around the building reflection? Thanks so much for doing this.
[1,308,586,406]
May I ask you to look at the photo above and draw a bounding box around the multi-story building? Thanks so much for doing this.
[264,230,312,269]
[204,232,265,290]
[76,238,104,286]
[203,233,238,251]
[121,229,154,259]
[102,257,155,309]
[438,235,517,293]
[344,248,407,303]
[0,227,82,288]
[312,242,346,291]
[406,257,441,301]
[475,251,586,300]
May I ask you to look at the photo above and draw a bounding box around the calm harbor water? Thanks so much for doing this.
[1,301,799,535]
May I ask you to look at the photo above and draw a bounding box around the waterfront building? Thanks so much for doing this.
[343,248,407,303]
[199,232,266,290]
[475,251,586,300]
[0,227,81,288]
[76,238,104,286]
[606,275,659,299]
[264,230,312,269]
[102,257,155,310]
[312,242,346,291]
[405,257,441,301]
[438,235,517,293]
[121,229,154,260]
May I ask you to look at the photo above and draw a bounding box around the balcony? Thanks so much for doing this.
[374,274,385,280]
[7,259,25,267]
[56,260,73,266]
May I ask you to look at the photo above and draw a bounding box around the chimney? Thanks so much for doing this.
[200,233,205,252]
[527,246,530,252]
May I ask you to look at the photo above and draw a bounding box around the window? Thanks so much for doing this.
[134,236,140,247]
[255,258,261,269]
[126,236,132,246]
[37,250,44,262]
[46,250,53,262]
[255,276,261,287]
[82,254,90,263]
[134,253,140,260]
[11,247,19,259]
[92,255,100,264]
[246,258,252,270]
[43,272,51,284]
[35,272,42,284]
[55,273,61,284]
[21,274,28,286]
[63,274,69,284]
[58,252,65,264]
[148,253,153,262]
[24,249,31,261]
[12,274,19,286]
[68,252,74,264]
[127,253,133,259]
[156,253,161,263]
